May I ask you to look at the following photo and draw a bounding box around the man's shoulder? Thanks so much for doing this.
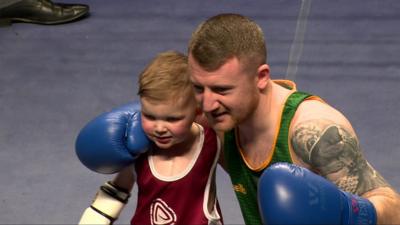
[291,98,353,132]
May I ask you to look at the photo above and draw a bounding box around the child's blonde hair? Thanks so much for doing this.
[138,51,194,104]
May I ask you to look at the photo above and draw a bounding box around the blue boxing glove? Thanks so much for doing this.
[258,163,377,225]
[75,101,150,174]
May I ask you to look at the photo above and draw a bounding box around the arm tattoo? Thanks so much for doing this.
[291,119,389,195]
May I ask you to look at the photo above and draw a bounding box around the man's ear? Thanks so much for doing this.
[256,64,270,89]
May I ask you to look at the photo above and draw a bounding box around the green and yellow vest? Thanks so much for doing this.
[224,81,320,225]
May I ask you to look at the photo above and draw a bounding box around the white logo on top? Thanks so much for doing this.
[150,198,177,225]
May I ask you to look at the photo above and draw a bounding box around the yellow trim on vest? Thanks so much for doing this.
[235,80,297,172]
[273,79,297,90]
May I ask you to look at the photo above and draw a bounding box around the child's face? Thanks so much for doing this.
[140,96,197,149]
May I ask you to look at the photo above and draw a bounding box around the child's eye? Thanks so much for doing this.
[143,114,156,120]
[166,117,182,122]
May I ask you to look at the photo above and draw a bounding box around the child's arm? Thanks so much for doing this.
[112,165,136,192]
[78,166,135,225]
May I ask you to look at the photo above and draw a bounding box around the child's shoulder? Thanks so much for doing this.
[196,122,216,137]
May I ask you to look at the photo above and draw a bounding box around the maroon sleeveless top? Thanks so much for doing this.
[131,125,222,225]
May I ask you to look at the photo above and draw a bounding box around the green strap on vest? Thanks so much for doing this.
[224,91,312,225]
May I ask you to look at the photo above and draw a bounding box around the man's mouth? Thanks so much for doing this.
[210,111,227,121]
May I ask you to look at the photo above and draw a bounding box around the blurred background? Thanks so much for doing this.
[1,0,399,224]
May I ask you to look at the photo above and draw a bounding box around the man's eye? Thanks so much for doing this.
[214,87,230,95]
[193,85,204,93]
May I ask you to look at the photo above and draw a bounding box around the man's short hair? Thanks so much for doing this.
[188,13,267,74]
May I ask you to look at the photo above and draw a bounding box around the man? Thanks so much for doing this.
[0,0,89,26]
[188,13,400,224]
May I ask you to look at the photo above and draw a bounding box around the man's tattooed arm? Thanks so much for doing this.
[291,119,389,196]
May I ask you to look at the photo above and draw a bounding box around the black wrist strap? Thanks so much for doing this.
[100,181,131,204]
[89,205,115,223]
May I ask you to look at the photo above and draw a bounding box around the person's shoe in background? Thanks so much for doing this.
[0,0,89,26]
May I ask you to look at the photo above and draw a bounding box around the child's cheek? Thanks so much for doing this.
[172,123,192,138]
[141,118,153,136]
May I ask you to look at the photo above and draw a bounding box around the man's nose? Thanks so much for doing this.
[202,89,219,113]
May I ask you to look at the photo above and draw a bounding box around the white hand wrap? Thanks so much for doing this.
[78,181,130,225]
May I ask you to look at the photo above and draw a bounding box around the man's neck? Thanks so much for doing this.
[237,80,293,146]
